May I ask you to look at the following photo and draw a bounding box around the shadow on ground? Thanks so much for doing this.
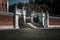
[0,28,60,40]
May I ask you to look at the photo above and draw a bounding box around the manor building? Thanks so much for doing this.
[0,0,9,12]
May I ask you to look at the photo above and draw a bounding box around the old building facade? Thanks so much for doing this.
[0,0,8,12]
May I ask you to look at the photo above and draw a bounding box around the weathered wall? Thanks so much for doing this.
[49,18,60,25]
[0,15,14,26]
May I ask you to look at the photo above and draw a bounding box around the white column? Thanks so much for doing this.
[15,15,19,29]
[23,8,26,24]
[47,13,49,27]
[15,7,19,29]
[41,10,44,26]
[41,10,47,28]
[42,13,45,26]
[31,13,34,23]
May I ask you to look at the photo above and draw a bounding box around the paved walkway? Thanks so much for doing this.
[0,29,60,40]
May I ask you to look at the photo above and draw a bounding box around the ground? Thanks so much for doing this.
[0,28,60,40]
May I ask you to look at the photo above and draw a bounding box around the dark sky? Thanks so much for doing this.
[8,0,29,5]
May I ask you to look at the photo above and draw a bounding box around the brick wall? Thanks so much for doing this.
[49,18,60,25]
[0,15,14,26]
